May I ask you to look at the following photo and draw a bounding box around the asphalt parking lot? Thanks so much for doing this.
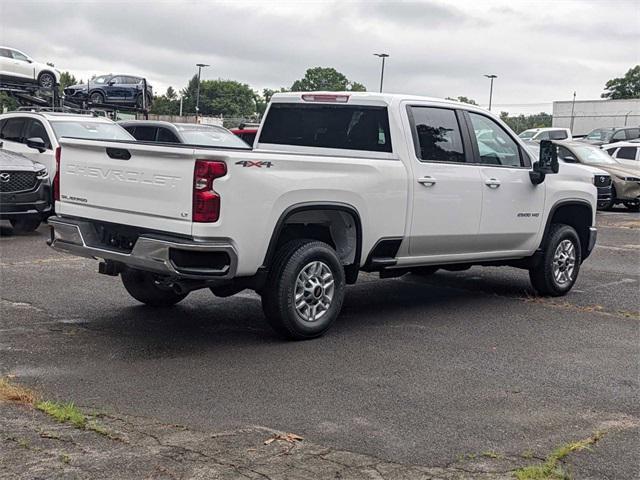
[1,210,638,479]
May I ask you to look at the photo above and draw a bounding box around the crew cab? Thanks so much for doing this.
[48,92,598,340]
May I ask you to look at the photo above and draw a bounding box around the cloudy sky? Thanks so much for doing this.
[1,0,638,114]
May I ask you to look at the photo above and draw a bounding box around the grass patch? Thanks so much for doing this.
[35,401,86,428]
[0,377,36,404]
[514,432,605,480]
[481,450,502,459]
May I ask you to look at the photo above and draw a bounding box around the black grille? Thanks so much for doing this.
[0,171,38,193]
[594,175,611,187]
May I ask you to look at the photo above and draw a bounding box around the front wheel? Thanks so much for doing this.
[529,224,581,296]
[10,217,41,233]
[261,240,345,340]
[625,202,640,212]
[89,91,105,104]
[121,269,188,307]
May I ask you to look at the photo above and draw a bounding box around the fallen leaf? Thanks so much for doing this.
[264,433,304,445]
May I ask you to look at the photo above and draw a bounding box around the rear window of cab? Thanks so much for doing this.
[259,103,392,153]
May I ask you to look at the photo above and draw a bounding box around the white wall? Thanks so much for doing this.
[552,99,640,136]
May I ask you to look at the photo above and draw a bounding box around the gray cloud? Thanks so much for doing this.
[1,0,638,114]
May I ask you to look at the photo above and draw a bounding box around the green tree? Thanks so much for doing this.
[150,90,180,115]
[601,65,640,99]
[180,75,256,117]
[255,87,289,115]
[291,67,366,92]
[0,92,18,112]
[499,112,552,133]
[446,96,478,105]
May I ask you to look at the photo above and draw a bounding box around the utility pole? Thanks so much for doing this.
[195,63,209,122]
[373,53,389,93]
[484,74,497,111]
[569,91,576,132]
[179,95,183,117]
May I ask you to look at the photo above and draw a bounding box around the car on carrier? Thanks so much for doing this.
[0,111,135,182]
[47,92,598,340]
[64,74,153,109]
[118,120,248,148]
[0,147,51,232]
[0,46,60,88]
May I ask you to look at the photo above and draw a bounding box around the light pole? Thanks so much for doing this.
[195,63,209,121]
[374,53,389,93]
[484,74,497,111]
[569,91,577,132]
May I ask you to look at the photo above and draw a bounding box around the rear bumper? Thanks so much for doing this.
[48,216,238,280]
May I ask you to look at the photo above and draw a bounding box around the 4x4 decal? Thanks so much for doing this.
[235,160,273,168]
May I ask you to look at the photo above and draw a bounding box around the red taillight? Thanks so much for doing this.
[53,146,61,201]
[193,160,227,222]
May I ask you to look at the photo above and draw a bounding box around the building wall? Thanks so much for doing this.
[552,99,640,136]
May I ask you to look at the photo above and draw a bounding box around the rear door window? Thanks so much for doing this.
[131,126,157,141]
[157,128,180,143]
[407,106,466,163]
[625,128,640,140]
[0,117,26,142]
[549,130,568,140]
[616,146,638,160]
[259,103,392,153]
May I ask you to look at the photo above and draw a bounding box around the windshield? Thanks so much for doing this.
[586,129,613,142]
[91,75,110,85]
[571,145,618,165]
[176,125,249,148]
[518,130,536,140]
[50,121,135,141]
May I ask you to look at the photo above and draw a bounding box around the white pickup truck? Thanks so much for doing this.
[48,92,598,339]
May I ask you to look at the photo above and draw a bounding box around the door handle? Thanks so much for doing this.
[417,176,437,186]
[485,178,501,188]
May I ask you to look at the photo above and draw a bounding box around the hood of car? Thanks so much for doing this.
[67,84,88,90]
[0,148,42,170]
[590,163,640,179]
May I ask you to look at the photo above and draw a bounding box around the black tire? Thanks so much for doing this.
[89,91,105,104]
[121,268,188,307]
[529,224,581,297]
[626,202,640,212]
[37,72,56,88]
[411,266,439,276]
[261,239,345,340]
[10,217,41,233]
[136,93,152,109]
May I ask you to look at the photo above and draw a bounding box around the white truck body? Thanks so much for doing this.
[48,92,598,339]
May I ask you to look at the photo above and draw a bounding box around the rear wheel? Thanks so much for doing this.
[261,240,345,340]
[121,268,188,307]
[10,217,41,233]
[529,224,581,296]
[37,72,55,88]
[136,93,152,109]
[625,202,640,212]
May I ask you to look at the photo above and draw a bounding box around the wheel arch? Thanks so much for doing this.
[262,202,363,284]
[542,200,593,260]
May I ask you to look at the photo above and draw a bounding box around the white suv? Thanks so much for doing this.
[519,128,573,142]
[0,46,61,89]
[0,112,134,178]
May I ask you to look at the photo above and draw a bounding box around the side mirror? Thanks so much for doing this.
[107,81,115,86]
[530,140,559,185]
[26,137,47,153]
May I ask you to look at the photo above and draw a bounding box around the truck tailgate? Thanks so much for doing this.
[57,139,196,234]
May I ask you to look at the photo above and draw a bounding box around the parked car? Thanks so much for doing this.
[577,127,640,147]
[118,121,248,148]
[556,141,640,211]
[518,127,572,142]
[230,124,260,146]
[527,144,613,210]
[0,112,135,179]
[64,74,153,109]
[48,92,598,340]
[0,46,60,88]
[602,141,640,168]
[0,147,51,232]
